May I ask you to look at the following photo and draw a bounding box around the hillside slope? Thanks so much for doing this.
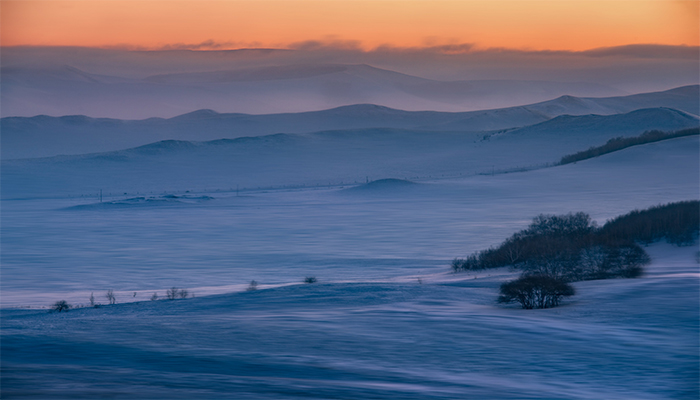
[3,108,698,199]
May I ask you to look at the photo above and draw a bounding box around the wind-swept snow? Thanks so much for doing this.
[2,242,697,399]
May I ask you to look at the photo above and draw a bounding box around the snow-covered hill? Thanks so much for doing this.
[2,135,698,399]
[3,106,697,199]
[2,86,698,159]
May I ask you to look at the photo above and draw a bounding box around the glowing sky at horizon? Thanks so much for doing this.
[1,0,698,51]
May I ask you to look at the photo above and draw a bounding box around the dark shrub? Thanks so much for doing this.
[52,300,71,312]
[519,243,650,282]
[451,253,481,272]
[246,280,258,291]
[519,251,580,280]
[498,274,575,309]
[304,276,317,284]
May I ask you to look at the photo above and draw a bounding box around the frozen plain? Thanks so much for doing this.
[1,130,699,398]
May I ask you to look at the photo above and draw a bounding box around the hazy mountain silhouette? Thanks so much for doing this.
[2,63,626,119]
[2,85,697,159]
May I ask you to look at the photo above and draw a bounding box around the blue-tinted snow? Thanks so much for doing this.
[1,134,698,399]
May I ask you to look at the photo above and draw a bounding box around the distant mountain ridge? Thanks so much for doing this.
[2,85,697,160]
[501,107,699,139]
[1,63,627,119]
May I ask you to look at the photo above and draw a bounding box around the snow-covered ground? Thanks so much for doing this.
[2,244,697,399]
[1,126,698,397]
[2,135,697,306]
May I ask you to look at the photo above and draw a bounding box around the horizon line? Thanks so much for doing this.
[2,43,699,57]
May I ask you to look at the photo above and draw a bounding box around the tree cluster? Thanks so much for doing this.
[559,127,699,165]
[453,202,697,279]
[451,202,699,309]
[166,287,189,300]
[598,200,699,246]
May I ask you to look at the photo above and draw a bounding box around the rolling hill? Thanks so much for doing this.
[3,107,697,199]
[2,85,698,160]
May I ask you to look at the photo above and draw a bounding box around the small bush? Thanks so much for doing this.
[498,274,575,309]
[150,292,158,301]
[246,280,258,291]
[52,300,71,312]
[89,292,95,307]
[179,289,189,299]
[304,276,317,284]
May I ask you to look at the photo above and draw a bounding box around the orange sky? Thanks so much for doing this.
[1,0,698,51]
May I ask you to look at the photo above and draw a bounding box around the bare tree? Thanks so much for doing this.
[166,287,179,300]
[246,280,258,291]
[89,292,95,307]
[106,290,116,305]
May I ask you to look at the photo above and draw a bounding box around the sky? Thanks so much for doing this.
[1,1,698,117]
[2,0,698,51]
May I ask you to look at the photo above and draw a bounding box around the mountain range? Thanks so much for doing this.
[2,85,698,160]
[1,63,628,119]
